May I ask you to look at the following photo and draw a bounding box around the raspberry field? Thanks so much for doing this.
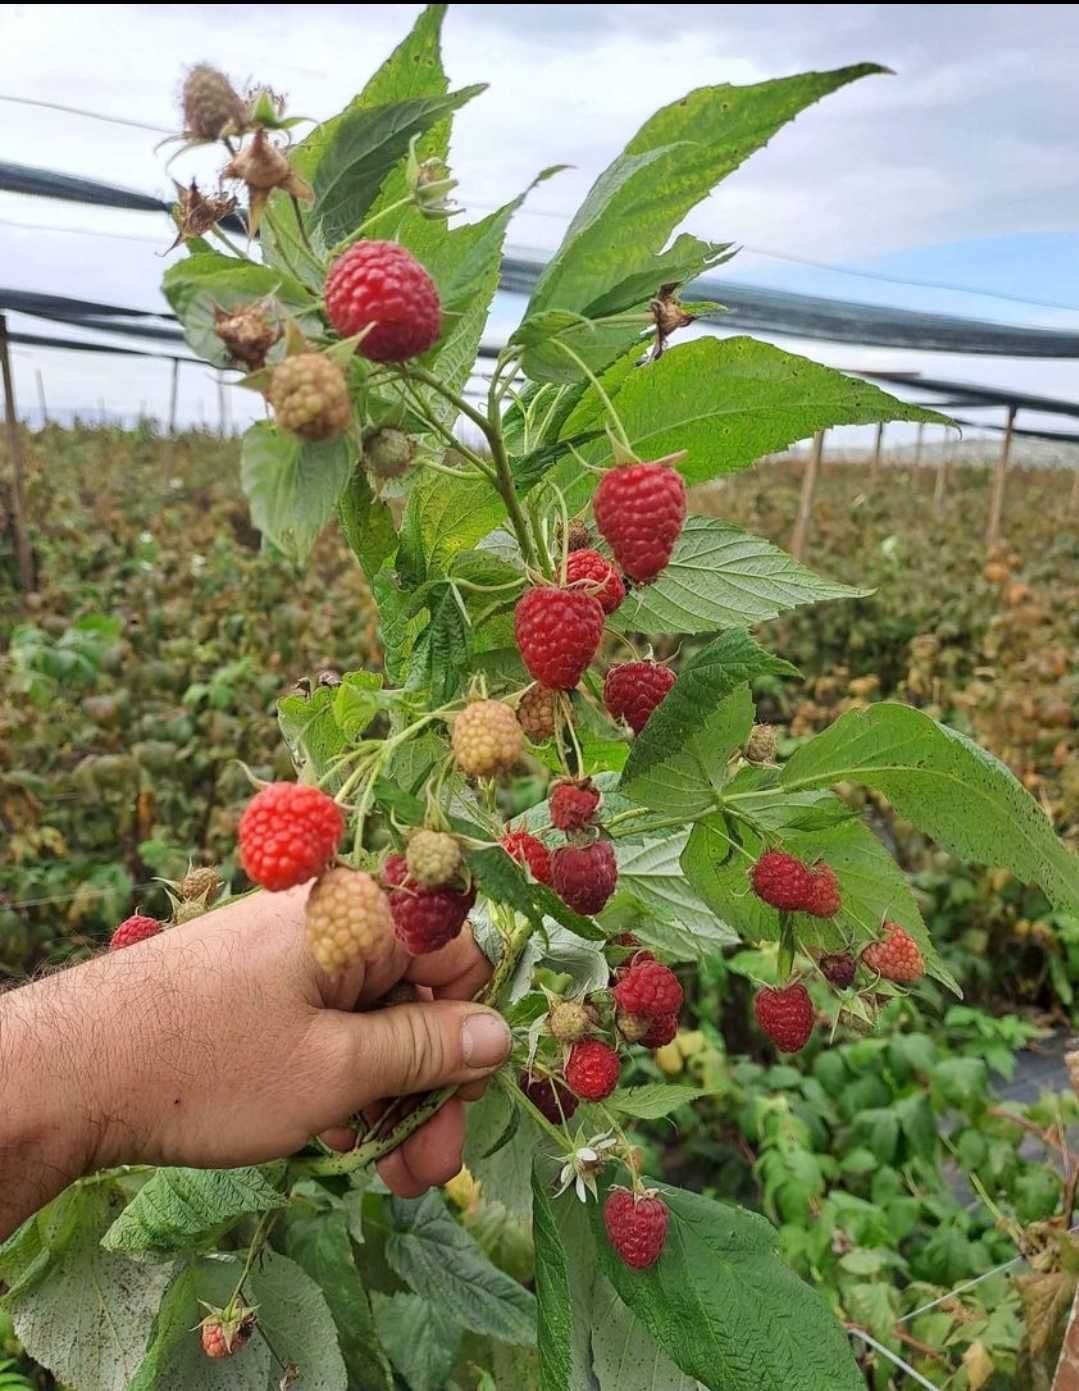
[2,8,1079,1389]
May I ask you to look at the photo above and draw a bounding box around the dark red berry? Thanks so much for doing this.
[549,778,601,832]
[603,661,676,734]
[754,983,815,1052]
[551,840,618,916]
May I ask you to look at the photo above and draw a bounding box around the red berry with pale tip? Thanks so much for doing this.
[862,923,925,983]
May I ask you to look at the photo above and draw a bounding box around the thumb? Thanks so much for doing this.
[321,1000,512,1111]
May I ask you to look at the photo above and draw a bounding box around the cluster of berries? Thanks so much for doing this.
[748,849,925,1052]
[500,774,618,917]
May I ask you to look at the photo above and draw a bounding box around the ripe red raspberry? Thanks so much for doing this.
[754,983,815,1052]
[603,1187,669,1269]
[324,241,440,363]
[565,548,625,615]
[238,783,343,892]
[382,853,474,954]
[641,1012,679,1049]
[551,840,618,916]
[805,862,841,918]
[452,699,522,778]
[749,850,816,913]
[109,914,163,951]
[862,923,925,983]
[613,959,683,1017]
[517,685,556,742]
[268,353,351,441]
[305,867,394,975]
[515,586,605,691]
[604,661,676,734]
[613,948,656,983]
[819,952,856,990]
[549,777,601,831]
[502,828,553,885]
[565,1040,621,1100]
[519,1072,579,1124]
[593,458,686,583]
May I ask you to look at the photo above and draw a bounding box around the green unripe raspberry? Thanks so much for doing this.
[548,1000,594,1043]
[181,64,247,140]
[406,830,462,889]
[269,353,351,442]
[180,865,222,902]
[364,427,416,479]
[745,723,777,763]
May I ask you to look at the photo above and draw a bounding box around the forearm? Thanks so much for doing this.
[0,966,104,1240]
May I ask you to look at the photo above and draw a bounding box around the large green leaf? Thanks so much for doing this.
[547,337,948,517]
[532,1169,595,1391]
[591,1182,864,1391]
[780,704,1079,915]
[611,831,738,956]
[277,685,350,786]
[247,1251,349,1390]
[101,1165,285,1255]
[284,1204,394,1391]
[612,517,871,635]
[8,1186,173,1391]
[241,422,357,566]
[619,630,796,816]
[520,64,884,382]
[591,1275,707,1391]
[385,1190,537,1345]
[312,85,486,246]
[337,467,397,580]
[402,468,506,575]
[370,1292,463,1391]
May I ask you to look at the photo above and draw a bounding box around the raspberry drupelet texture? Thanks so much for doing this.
[754,983,815,1052]
[819,952,857,990]
[382,852,474,954]
[109,914,163,951]
[750,850,816,913]
[603,1187,670,1269]
[305,867,395,975]
[405,829,462,888]
[549,777,601,832]
[565,1040,621,1100]
[593,458,687,583]
[641,1012,679,1049]
[547,1000,594,1043]
[862,922,925,983]
[501,828,553,885]
[564,548,626,615]
[268,353,352,441]
[804,862,841,918]
[515,586,605,691]
[612,959,683,1017]
[238,783,344,892]
[519,1072,579,1124]
[516,684,557,742]
[451,699,523,778]
[363,426,415,479]
[200,1314,255,1360]
[551,840,618,916]
[181,64,246,141]
[603,661,676,734]
[324,240,440,363]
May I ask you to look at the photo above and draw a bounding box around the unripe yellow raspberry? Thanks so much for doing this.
[547,1000,595,1043]
[306,867,394,975]
[406,829,462,888]
[451,700,522,778]
[269,353,351,442]
[517,685,556,743]
[744,723,777,763]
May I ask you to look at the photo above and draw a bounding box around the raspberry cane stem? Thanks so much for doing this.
[290,914,536,1181]
[553,340,633,453]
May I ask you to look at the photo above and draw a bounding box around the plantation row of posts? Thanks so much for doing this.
[2,314,1078,598]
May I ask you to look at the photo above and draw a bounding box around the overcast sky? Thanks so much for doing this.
[1,3,1077,447]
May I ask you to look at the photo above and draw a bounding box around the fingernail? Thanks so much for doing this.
[462,1011,511,1069]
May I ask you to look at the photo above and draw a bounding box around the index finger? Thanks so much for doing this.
[404,924,492,1000]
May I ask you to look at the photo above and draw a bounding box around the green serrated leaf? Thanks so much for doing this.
[610,1085,710,1120]
[612,517,872,636]
[403,468,507,576]
[313,86,486,245]
[591,1180,864,1391]
[102,1165,285,1255]
[277,686,349,785]
[370,1292,462,1391]
[241,422,357,566]
[337,467,397,579]
[780,703,1079,916]
[385,1190,536,1344]
[611,832,738,955]
[620,631,795,817]
[531,1169,585,1391]
[332,670,384,739]
[161,254,316,368]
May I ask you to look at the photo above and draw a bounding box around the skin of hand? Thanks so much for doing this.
[0,885,510,1240]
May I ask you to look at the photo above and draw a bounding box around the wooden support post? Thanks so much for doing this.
[0,314,34,592]
[790,430,824,562]
[1068,467,1079,517]
[168,359,180,434]
[34,370,48,425]
[986,406,1016,550]
[870,422,884,480]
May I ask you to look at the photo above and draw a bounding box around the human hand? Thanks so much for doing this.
[0,886,509,1237]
